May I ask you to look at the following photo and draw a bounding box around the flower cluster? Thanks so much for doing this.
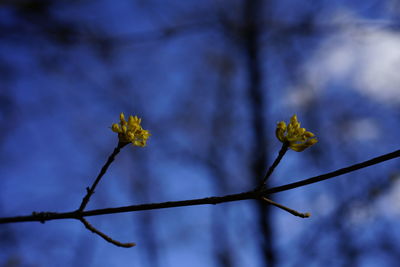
[275,114,317,152]
[111,113,150,147]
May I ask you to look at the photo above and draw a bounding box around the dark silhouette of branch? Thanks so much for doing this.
[241,0,275,264]
[261,197,310,218]
[260,143,289,186]
[79,217,136,248]
[78,142,127,211]
[1,148,398,225]
[263,149,400,194]
[76,141,129,247]
[0,191,257,224]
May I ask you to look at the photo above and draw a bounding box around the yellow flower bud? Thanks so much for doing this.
[275,121,287,142]
[111,123,121,133]
[275,114,317,152]
[120,113,127,126]
[304,131,315,138]
[111,113,151,147]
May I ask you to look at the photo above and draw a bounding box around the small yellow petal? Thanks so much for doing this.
[277,121,286,130]
[289,144,308,152]
[122,125,127,133]
[128,115,136,125]
[306,138,318,145]
[135,116,141,124]
[304,131,315,138]
[290,114,298,124]
[297,128,306,135]
[111,123,121,133]
[275,121,286,142]
[127,131,135,141]
[120,113,127,126]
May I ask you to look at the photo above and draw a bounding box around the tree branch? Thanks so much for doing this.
[0,149,399,225]
[0,191,258,224]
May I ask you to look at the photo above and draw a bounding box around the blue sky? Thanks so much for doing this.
[1,1,400,266]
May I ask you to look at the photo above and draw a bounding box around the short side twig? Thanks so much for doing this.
[261,197,310,218]
[78,142,127,211]
[79,217,136,248]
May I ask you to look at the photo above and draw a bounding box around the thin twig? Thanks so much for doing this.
[261,197,310,218]
[1,149,399,224]
[79,217,136,248]
[260,143,288,186]
[78,142,127,211]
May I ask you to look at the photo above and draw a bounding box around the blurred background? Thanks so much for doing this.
[1,0,400,266]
